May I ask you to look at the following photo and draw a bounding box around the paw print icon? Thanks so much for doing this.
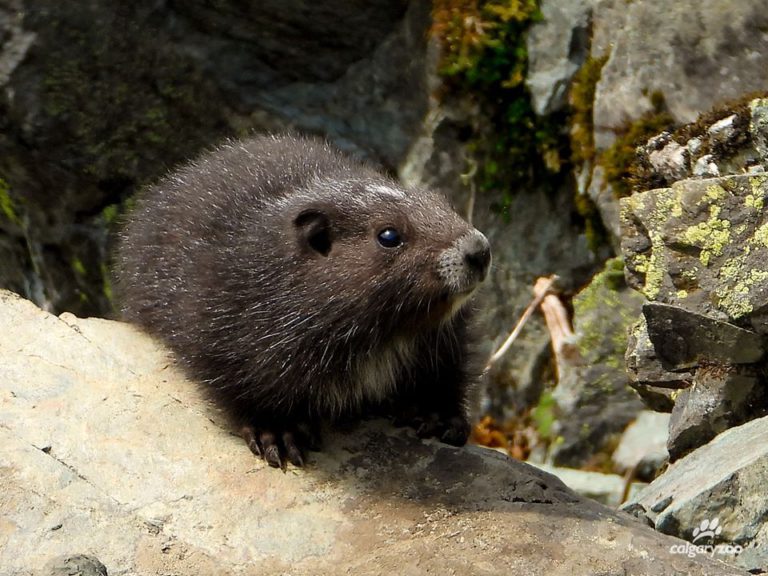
[692,518,723,543]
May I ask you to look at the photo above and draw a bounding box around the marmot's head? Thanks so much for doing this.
[270,176,491,334]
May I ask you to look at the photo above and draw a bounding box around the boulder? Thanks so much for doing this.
[624,415,768,573]
[621,172,768,458]
[581,0,768,241]
[0,290,745,576]
[613,411,670,481]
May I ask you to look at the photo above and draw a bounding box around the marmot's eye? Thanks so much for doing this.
[377,227,403,248]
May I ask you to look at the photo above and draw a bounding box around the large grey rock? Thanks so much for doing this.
[526,0,592,115]
[625,415,768,573]
[0,289,746,576]
[591,0,768,150]
[582,0,768,241]
[621,174,768,457]
[622,174,768,326]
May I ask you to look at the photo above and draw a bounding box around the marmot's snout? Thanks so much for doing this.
[437,229,491,295]
[463,230,491,281]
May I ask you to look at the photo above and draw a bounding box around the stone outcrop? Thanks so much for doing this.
[553,0,768,242]
[621,98,768,461]
[0,290,746,576]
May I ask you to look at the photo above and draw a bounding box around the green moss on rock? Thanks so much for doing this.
[431,0,567,211]
[0,178,20,225]
[569,55,608,166]
[600,92,676,198]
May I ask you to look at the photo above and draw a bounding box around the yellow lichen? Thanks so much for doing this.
[702,184,727,204]
[676,289,688,299]
[745,194,764,211]
[750,173,768,195]
[682,204,731,266]
[643,232,665,299]
[754,223,768,248]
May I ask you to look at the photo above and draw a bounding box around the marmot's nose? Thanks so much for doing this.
[464,231,491,280]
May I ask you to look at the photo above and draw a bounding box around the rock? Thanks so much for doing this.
[529,463,646,507]
[582,0,768,242]
[643,303,765,369]
[0,289,747,576]
[633,97,768,191]
[613,411,670,481]
[693,154,720,178]
[621,174,768,327]
[621,105,768,462]
[525,0,592,115]
[624,415,768,573]
[648,141,689,184]
[44,555,108,576]
[667,365,765,461]
[625,316,694,397]
[591,1,768,150]
[549,258,646,467]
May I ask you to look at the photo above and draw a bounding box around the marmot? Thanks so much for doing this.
[115,134,491,468]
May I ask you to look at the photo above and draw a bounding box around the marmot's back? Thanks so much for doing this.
[115,134,491,468]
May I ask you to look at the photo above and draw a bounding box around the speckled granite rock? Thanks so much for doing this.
[0,290,746,576]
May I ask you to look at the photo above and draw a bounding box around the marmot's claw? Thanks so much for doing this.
[241,424,315,469]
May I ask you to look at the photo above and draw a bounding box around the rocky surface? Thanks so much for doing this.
[613,411,670,481]
[0,289,747,576]
[621,114,768,460]
[525,0,591,116]
[549,258,645,467]
[591,0,768,149]
[566,0,768,242]
[624,415,768,573]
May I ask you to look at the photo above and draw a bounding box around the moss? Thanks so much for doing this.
[600,92,676,198]
[573,256,640,362]
[0,177,20,225]
[431,1,567,212]
[71,257,87,277]
[569,55,608,166]
[671,91,765,151]
[532,391,556,440]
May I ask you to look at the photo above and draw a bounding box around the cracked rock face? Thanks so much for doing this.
[621,98,768,462]
[0,290,742,576]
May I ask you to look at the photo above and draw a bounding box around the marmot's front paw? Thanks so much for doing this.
[240,422,319,469]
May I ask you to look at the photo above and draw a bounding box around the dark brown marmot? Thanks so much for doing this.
[115,134,491,468]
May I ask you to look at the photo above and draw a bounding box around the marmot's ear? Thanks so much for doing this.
[294,209,332,256]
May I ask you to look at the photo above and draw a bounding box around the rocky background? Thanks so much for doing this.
[3,0,768,572]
